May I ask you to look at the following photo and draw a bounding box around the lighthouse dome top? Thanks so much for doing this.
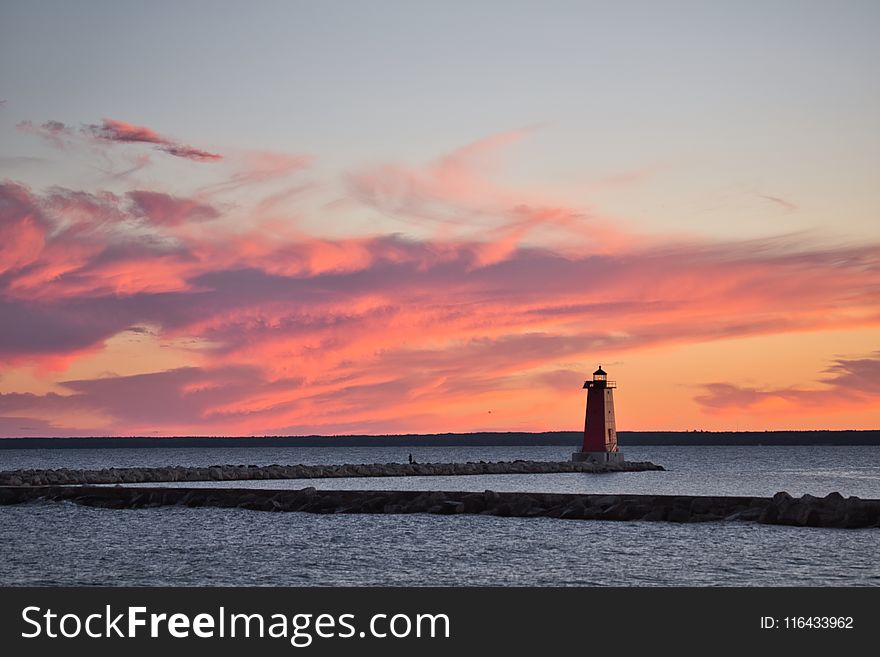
[583,366,615,388]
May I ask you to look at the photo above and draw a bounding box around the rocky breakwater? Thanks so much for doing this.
[0,459,664,487]
[0,487,875,528]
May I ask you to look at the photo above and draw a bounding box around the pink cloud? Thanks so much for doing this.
[128,190,219,226]
[346,128,633,264]
[2,132,880,435]
[18,116,221,162]
[346,129,531,227]
[200,151,313,201]
[84,118,167,145]
[83,118,222,161]
[0,181,47,276]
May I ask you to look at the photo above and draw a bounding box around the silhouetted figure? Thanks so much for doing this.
[408,453,413,464]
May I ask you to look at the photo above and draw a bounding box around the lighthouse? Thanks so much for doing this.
[572,366,624,464]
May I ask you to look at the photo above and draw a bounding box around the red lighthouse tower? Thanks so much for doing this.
[572,366,624,464]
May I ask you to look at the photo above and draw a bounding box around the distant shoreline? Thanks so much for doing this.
[0,430,878,449]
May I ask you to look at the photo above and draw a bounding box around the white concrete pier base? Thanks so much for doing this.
[571,451,625,465]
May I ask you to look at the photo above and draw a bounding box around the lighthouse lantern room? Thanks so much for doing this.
[572,366,625,464]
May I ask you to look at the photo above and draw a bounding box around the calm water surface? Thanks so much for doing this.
[0,445,877,586]
[1,502,877,586]
[3,445,878,497]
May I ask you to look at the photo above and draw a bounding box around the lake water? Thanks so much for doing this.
[0,445,878,586]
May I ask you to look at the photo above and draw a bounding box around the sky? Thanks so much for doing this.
[0,0,878,437]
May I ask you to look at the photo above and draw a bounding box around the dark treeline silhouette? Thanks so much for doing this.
[0,430,878,449]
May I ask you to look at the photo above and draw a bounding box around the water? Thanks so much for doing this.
[0,503,876,586]
[1,445,878,586]
[3,445,879,498]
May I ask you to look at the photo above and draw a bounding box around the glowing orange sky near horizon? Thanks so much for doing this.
[1,126,879,437]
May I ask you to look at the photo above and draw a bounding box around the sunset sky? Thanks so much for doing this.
[1,1,878,437]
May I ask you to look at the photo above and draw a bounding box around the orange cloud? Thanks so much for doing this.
[695,352,880,416]
[1,131,880,435]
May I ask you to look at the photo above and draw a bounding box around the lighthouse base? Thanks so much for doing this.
[571,451,625,465]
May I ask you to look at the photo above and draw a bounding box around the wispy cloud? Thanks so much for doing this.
[0,155,47,168]
[16,119,76,149]
[83,119,222,161]
[758,193,798,212]
[128,190,219,226]
[694,352,880,415]
[18,117,222,161]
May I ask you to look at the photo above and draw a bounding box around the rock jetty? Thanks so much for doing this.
[0,459,663,487]
[0,486,875,528]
